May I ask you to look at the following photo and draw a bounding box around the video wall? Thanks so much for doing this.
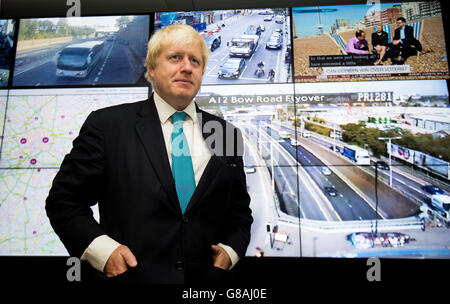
[1,2,450,260]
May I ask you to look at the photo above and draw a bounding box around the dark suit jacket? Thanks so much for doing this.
[394,25,416,45]
[45,96,253,284]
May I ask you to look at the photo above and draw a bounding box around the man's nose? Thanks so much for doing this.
[180,57,193,72]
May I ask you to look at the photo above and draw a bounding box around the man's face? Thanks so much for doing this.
[396,20,405,28]
[376,25,381,33]
[148,42,204,109]
[357,32,366,41]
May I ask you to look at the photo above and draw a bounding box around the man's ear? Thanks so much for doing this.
[147,64,155,80]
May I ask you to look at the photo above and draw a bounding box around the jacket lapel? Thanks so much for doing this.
[135,97,181,215]
[184,106,226,214]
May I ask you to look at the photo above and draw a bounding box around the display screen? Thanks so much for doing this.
[198,79,450,258]
[12,15,149,87]
[156,8,293,85]
[0,4,449,260]
[292,1,449,82]
[0,87,149,255]
[0,20,17,87]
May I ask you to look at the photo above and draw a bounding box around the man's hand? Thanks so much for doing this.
[104,245,137,277]
[211,245,231,270]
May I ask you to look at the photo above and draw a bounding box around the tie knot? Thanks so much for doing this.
[172,111,186,123]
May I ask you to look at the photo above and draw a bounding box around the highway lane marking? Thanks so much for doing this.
[272,124,375,221]
[393,178,428,198]
[241,64,249,77]
[93,41,114,85]
[297,126,434,202]
[14,47,66,76]
[275,36,282,82]
[365,165,428,198]
[205,54,227,78]
[259,124,341,221]
[250,125,305,218]
[275,123,390,219]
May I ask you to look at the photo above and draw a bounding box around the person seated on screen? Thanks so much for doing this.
[391,17,426,63]
[345,30,369,55]
[371,24,389,65]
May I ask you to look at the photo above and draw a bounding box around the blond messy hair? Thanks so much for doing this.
[145,24,209,83]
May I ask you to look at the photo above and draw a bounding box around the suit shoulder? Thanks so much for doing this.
[85,99,149,131]
[93,99,148,116]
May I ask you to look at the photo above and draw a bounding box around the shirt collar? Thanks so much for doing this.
[152,91,197,124]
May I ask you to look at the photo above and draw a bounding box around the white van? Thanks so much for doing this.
[56,40,105,78]
[302,131,311,138]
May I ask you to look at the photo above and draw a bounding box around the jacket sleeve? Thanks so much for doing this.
[45,110,107,258]
[394,28,400,41]
[404,26,415,44]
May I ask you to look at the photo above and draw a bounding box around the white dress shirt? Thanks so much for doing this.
[81,92,239,272]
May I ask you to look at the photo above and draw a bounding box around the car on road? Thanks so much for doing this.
[244,165,256,174]
[422,184,444,195]
[217,58,245,79]
[324,186,338,197]
[259,10,273,15]
[204,34,221,51]
[374,160,389,170]
[301,130,311,138]
[290,139,300,146]
[321,167,332,176]
[264,15,273,21]
[272,28,283,37]
[275,15,284,24]
[285,46,292,63]
[329,145,341,153]
[266,35,283,49]
[244,25,262,36]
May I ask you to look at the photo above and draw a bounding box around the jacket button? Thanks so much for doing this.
[176,261,184,271]
[182,216,189,223]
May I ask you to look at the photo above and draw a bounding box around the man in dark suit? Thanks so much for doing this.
[391,17,424,62]
[45,24,253,284]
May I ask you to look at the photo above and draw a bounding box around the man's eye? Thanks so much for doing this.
[191,58,200,65]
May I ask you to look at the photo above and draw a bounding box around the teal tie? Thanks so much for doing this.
[171,111,196,214]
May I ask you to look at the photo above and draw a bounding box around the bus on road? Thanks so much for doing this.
[343,145,370,165]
